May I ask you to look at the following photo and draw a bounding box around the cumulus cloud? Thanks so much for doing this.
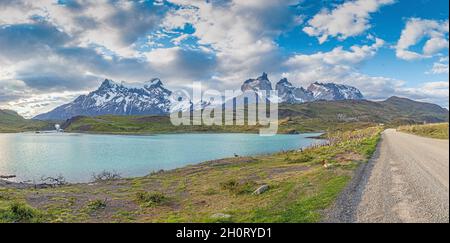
[144,47,217,86]
[2,89,88,119]
[0,0,448,116]
[0,78,88,118]
[283,38,448,107]
[396,18,449,61]
[162,0,300,88]
[0,22,156,92]
[428,57,449,74]
[284,38,385,85]
[0,23,70,62]
[396,81,449,107]
[0,0,168,57]
[303,0,395,44]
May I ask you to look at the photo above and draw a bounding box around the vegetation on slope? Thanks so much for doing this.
[61,114,374,135]
[0,126,382,223]
[0,109,50,133]
[61,97,448,135]
[398,123,449,139]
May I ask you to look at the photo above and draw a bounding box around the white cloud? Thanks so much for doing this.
[162,0,300,88]
[423,38,449,56]
[2,90,88,119]
[397,81,449,107]
[396,18,449,60]
[0,0,167,58]
[283,38,448,107]
[428,56,449,74]
[1,0,448,116]
[303,0,395,44]
[284,38,385,85]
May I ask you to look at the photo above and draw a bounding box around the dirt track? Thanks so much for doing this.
[327,129,449,223]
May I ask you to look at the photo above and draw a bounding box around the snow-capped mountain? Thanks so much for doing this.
[307,82,364,101]
[34,79,173,120]
[275,78,314,104]
[34,73,365,121]
[242,73,364,104]
[241,72,273,93]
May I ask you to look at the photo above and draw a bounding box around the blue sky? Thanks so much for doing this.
[0,0,448,117]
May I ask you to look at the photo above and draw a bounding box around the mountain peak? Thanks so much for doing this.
[146,78,162,86]
[277,78,294,88]
[276,78,313,103]
[144,78,165,89]
[34,78,173,120]
[100,79,119,88]
[241,73,273,92]
[307,82,364,101]
[260,72,268,80]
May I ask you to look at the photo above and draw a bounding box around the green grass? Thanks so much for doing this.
[59,97,448,135]
[135,192,168,207]
[220,179,257,195]
[249,173,350,222]
[85,199,107,212]
[398,123,449,139]
[0,201,44,223]
[0,126,383,223]
[0,109,50,133]
[62,113,377,135]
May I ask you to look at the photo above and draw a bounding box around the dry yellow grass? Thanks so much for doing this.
[398,123,449,140]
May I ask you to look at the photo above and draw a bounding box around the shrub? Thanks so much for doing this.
[136,192,167,207]
[92,171,121,182]
[220,179,256,195]
[290,152,314,164]
[0,202,43,223]
[40,175,68,186]
[0,192,11,200]
[86,199,107,212]
[203,188,218,196]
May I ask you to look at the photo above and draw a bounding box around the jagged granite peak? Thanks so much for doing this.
[307,82,364,101]
[34,73,367,121]
[34,78,173,120]
[241,72,273,92]
[275,78,314,104]
[144,78,164,89]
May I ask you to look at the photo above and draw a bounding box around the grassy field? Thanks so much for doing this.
[0,109,50,133]
[398,123,449,139]
[60,97,448,135]
[0,126,382,223]
[62,114,376,135]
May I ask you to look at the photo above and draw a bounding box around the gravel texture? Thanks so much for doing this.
[325,129,449,223]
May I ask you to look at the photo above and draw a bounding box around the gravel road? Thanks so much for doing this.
[326,129,449,223]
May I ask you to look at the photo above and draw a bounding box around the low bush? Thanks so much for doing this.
[220,179,256,195]
[0,202,43,223]
[136,192,167,207]
[86,199,107,212]
[92,171,121,182]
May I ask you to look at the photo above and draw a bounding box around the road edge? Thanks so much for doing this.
[322,131,385,223]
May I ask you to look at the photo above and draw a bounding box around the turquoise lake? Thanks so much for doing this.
[0,133,324,183]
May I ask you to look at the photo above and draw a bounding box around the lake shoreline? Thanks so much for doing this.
[0,132,325,184]
[0,127,382,223]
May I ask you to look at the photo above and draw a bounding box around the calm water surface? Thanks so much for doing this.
[0,132,324,183]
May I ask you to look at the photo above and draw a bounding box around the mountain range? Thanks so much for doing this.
[34,73,365,121]
[58,96,449,134]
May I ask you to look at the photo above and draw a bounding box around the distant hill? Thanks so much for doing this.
[61,97,449,134]
[0,109,50,132]
[380,96,449,122]
[279,96,448,124]
[0,109,25,123]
